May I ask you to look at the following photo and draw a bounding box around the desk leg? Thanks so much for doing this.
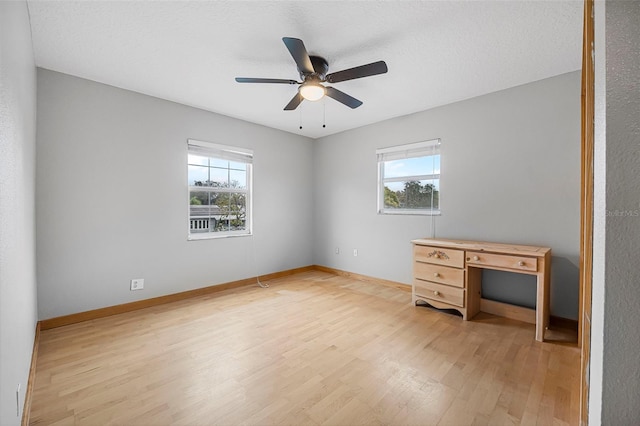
[536,252,552,342]
[466,267,482,320]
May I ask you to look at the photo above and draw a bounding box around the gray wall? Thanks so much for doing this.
[313,72,581,320]
[36,70,314,320]
[0,2,39,424]
[590,1,640,423]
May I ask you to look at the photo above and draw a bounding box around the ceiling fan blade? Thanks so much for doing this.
[282,37,315,74]
[284,93,304,110]
[325,61,388,83]
[235,77,298,84]
[325,87,363,109]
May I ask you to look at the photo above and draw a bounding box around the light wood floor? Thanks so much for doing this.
[30,271,580,425]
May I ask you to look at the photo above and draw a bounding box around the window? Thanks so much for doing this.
[187,139,252,239]
[377,139,441,215]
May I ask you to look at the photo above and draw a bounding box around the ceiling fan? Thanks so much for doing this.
[235,37,388,111]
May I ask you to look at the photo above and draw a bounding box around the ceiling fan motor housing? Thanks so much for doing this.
[301,56,329,81]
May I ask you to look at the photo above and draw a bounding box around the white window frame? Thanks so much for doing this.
[376,139,441,215]
[187,139,253,240]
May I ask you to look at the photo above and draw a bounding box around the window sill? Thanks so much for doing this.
[378,209,441,216]
[188,231,253,241]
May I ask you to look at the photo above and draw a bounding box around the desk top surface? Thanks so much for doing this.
[411,238,551,257]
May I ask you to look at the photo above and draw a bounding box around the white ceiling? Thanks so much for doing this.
[26,0,584,139]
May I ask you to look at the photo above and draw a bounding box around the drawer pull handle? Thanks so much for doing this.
[434,272,440,278]
[473,256,479,261]
[518,261,525,266]
[434,291,440,296]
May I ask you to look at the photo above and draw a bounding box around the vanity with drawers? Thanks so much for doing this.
[412,238,552,342]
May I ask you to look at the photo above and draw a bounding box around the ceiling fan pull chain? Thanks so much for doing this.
[323,99,326,129]
[299,106,303,130]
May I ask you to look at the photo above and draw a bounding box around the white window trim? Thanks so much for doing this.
[376,138,441,216]
[187,139,253,240]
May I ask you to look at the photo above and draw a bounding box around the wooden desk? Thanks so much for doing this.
[411,238,552,342]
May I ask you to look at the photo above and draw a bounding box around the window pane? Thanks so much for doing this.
[212,202,230,232]
[384,155,440,178]
[229,161,246,171]
[229,169,246,189]
[208,167,229,187]
[189,191,212,233]
[228,193,246,231]
[209,192,222,207]
[189,191,211,206]
[188,165,209,186]
[214,201,230,215]
[231,193,246,209]
[384,179,439,210]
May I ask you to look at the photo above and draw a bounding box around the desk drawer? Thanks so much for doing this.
[466,251,538,272]
[414,262,464,288]
[414,280,465,307]
[414,245,464,268]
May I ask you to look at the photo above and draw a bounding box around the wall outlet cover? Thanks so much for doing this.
[130,278,144,290]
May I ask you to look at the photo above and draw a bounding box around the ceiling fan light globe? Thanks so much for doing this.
[299,83,326,101]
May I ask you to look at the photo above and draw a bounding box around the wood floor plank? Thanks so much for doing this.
[29,270,580,425]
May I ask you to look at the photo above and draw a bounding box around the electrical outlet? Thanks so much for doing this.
[335,247,340,254]
[130,278,144,291]
[353,249,358,257]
